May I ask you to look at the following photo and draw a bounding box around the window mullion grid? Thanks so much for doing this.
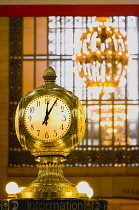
[124,16,128,166]
[112,92,115,167]
[99,94,102,166]
[137,17,139,146]
[46,17,48,67]
[85,17,89,154]
[72,17,76,95]
[34,17,37,89]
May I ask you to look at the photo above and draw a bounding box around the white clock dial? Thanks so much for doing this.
[24,95,71,142]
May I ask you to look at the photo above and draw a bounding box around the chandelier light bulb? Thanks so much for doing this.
[108,63,111,67]
[108,50,112,54]
[96,50,101,54]
[89,28,93,32]
[107,38,111,42]
[114,28,118,32]
[72,54,76,60]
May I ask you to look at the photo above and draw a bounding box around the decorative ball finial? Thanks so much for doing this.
[43,66,57,83]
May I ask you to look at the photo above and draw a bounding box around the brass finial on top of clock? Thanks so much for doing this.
[15,66,86,199]
[43,66,57,83]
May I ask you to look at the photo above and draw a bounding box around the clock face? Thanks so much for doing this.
[24,95,71,142]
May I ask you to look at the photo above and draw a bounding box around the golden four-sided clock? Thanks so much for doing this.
[15,66,86,199]
[15,66,85,158]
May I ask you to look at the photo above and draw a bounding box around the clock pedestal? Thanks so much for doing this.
[11,156,108,210]
[17,156,79,199]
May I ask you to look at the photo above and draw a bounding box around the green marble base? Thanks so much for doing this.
[0,198,108,210]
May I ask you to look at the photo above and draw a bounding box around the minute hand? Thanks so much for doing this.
[42,101,49,125]
[48,99,58,115]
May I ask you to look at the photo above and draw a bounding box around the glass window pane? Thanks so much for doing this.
[88,106,99,146]
[48,28,57,54]
[23,17,34,54]
[114,105,126,146]
[65,29,73,55]
[100,105,113,146]
[36,61,47,87]
[128,105,138,145]
[127,16,138,54]
[36,17,47,55]
[23,61,34,95]
[127,58,138,100]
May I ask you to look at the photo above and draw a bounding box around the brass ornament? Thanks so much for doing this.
[15,66,86,199]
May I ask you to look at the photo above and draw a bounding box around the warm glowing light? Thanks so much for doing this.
[89,28,93,32]
[96,50,101,54]
[72,54,76,60]
[66,192,72,196]
[108,50,112,54]
[77,181,89,194]
[18,187,25,193]
[77,181,93,198]
[107,128,117,133]
[6,182,19,195]
[74,17,129,95]
[108,63,111,67]
[91,104,126,133]
[89,104,131,145]
[114,28,118,32]
[87,187,94,198]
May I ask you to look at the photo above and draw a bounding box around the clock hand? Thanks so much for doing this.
[42,101,49,125]
[48,98,58,115]
[42,99,58,125]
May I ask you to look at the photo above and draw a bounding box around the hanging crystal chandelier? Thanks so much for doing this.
[73,17,129,94]
[90,104,126,132]
[89,104,131,145]
[101,105,125,130]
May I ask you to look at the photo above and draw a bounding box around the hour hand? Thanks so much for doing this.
[42,115,48,125]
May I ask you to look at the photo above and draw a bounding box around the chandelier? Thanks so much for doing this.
[89,105,131,145]
[90,105,126,132]
[73,17,129,94]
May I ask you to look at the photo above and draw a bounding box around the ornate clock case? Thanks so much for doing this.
[15,66,86,199]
